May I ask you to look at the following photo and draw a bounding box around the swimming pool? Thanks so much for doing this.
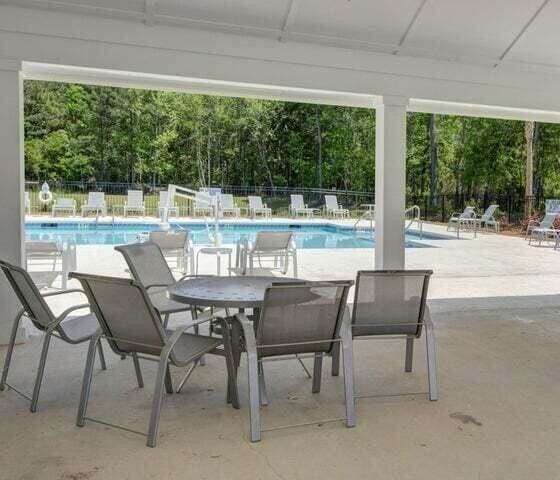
[25,222,441,249]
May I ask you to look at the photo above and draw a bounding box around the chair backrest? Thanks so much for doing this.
[220,193,235,209]
[481,204,498,220]
[114,242,175,288]
[254,231,293,251]
[248,196,264,209]
[540,213,558,228]
[149,230,188,252]
[127,190,143,206]
[70,272,166,357]
[86,192,105,207]
[256,280,352,357]
[195,192,212,208]
[158,191,175,208]
[325,195,339,210]
[290,194,305,209]
[0,260,55,331]
[461,206,475,218]
[25,240,60,255]
[55,197,75,208]
[352,270,432,337]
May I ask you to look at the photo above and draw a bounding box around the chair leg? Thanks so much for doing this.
[163,313,170,329]
[146,358,169,448]
[30,331,53,413]
[193,320,206,367]
[331,342,340,377]
[312,352,323,393]
[425,324,438,401]
[292,251,298,278]
[247,351,261,442]
[77,335,99,427]
[97,340,107,371]
[221,321,239,409]
[164,366,174,394]
[132,353,144,388]
[258,360,269,406]
[341,336,356,428]
[405,337,414,372]
[0,310,25,391]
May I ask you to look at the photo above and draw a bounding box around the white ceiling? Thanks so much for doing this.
[2,0,558,71]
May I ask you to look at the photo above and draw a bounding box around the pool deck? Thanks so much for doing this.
[3,219,560,479]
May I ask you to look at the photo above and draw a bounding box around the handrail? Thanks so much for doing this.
[405,205,422,238]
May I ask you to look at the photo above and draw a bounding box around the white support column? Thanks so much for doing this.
[375,95,408,269]
[0,59,26,344]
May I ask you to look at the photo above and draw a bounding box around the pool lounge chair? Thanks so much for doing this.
[0,260,106,413]
[157,191,179,218]
[324,195,349,218]
[220,194,240,217]
[447,206,475,232]
[527,213,559,246]
[289,194,314,218]
[25,240,76,289]
[81,192,107,217]
[148,229,194,274]
[465,204,500,233]
[233,280,355,442]
[335,270,437,402]
[70,272,238,448]
[248,196,271,219]
[123,190,145,217]
[51,197,76,217]
[193,192,214,217]
[237,231,297,277]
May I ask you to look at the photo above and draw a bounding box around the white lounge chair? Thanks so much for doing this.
[81,192,107,217]
[24,240,77,289]
[248,196,271,219]
[324,195,349,218]
[447,206,475,232]
[220,194,240,217]
[528,213,558,246]
[193,192,214,216]
[25,191,31,215]
[157,191,179,218]
[472,204,500,232]
[124,190,145,217]
[289,194,314,218]
[51,197,76,217]
[237,231,297,276]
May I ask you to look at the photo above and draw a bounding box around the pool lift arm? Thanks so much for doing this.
[160,184,222,246]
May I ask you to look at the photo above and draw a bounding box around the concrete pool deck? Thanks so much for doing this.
[2,220,560,479]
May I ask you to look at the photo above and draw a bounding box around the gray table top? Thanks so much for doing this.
[168,275,300,308]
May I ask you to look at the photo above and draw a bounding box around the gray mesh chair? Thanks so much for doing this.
[237,231,297,277]
[70,272,239,448]
[148,229,194,274]
[115,242,196,329]
[339,270,437,402]
[0,260,106,413]
[234,280,354,442]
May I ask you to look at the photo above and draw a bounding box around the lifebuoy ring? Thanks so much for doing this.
[38,190,53,204]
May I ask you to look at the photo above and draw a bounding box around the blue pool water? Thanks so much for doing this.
[25,222,442,249]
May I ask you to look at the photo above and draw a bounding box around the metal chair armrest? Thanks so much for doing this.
[51,304,91,329]
[234,313,257,354]
[42,288,86,298]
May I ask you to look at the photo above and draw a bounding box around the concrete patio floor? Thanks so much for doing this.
[2,223,560,479]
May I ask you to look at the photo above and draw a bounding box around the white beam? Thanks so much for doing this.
[375,95,408,270]
[394,0,427,55]
[0,59,26,344]
[278,0,298,43]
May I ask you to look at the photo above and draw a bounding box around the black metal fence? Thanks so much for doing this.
[25,180,544,224]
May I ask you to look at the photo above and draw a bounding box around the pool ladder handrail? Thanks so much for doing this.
[405,205,423,238]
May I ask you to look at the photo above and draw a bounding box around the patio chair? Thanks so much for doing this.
[0,260,106,413]
[527,213,559,246]
[81,192,107,217]
[237,231,297,277]
[25,191,31,215]
[233,280,355,442]
[193,192,214,216]
[123,190,145,217]
[447,206,475,232]
[114,242,196,328]
[220,194,240,217]
[51,197,76,217]
[335,270,437,402]
[70,272,238,447]
[148,229,194,274]
[324,195,349,218]
[25,240,76,289]
[157,191,179,218]
[477,204,500,232]
[248,196,271,219]
[289,194,314,218]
